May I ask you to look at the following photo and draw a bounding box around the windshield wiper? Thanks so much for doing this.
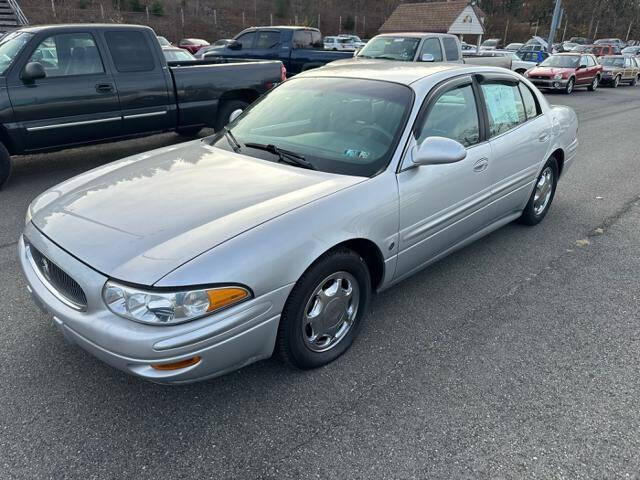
[244,142,316,170]
[223,127,242,153]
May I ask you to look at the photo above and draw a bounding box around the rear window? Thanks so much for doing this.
[105,31,155,72]
[442,37,459,61]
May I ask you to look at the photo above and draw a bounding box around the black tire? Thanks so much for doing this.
[518,157,559,226]
[630,75,638,86]
[214,100,249,131]
[515,69,526,75]
[613,75,621,88]
[176,126,202,137]
[0,143,10,189]
[277,248,372,370]
[564,77,575,94]
[588,75,599,91]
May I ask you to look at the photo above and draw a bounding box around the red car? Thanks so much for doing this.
[178,38,210,54]
[524,53,603,93]
[586,44,621,56]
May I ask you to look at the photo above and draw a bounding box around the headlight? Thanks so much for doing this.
[102,281,251,325]
[25,205,33,225]
[553,73,563,79]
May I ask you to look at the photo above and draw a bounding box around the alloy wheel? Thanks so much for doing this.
[302,271,360,352]
[533,167,554,216]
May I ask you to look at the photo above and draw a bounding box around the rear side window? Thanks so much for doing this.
[480,82,526,136]
[292,30,313,49]
[417,84,480,147]
[255,31,280,49]
[105,31,154,72]
[442,37,460,61]
[518,83,539,119]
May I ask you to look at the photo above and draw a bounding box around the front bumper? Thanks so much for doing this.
[600,73,618,84]
[19,225,293,384]
[528,77,569,90]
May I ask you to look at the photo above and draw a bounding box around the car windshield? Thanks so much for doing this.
[357,36,421,61]
[600,57,625,67]
[540,55,579,68]
[209,77,413,177]
[0,31,33,75]
[164,49,195,61]
[157,36,171,46]
[482,40,498,46]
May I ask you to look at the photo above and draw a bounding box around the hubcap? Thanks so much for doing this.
[302,272,360,352]
[533,167,553,216]
[567,80,574,93]
[593,77,598,89]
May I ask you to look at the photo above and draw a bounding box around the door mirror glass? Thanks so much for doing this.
[22,61,46,81]
[412,136,467,166]
[228,40,242,50]
[421,53,435,62]
[578,63,587,69]
[228,108,243,123]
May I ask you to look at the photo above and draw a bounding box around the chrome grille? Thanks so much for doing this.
[29,245,88,310]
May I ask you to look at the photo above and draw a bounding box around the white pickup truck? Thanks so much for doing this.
[327,33,512,70]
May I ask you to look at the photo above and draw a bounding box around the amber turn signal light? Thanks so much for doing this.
[151,356,201,371]
[206,287,249,312]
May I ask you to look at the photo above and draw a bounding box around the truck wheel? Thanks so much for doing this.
[214,100,248,131]
[0,143,10,189]
[176,126,202,137]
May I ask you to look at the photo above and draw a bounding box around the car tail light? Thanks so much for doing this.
[281,64,287,82]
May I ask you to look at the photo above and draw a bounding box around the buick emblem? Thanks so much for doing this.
[40,257,51,279]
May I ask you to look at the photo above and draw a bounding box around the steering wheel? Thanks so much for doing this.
[357,125,394,144]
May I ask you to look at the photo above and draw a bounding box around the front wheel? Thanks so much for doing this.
[564,78,575,94]
[277,249,371,369]
[613,75,621,88]
[588,75,599,91]
[518,158,558,226]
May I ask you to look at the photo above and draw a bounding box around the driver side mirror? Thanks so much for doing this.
[228,109,243,123]
[412,137,467,166]
[577,64,587,69]
[21,61,46,82]
[228,40,242,50]
[421,53,435,62]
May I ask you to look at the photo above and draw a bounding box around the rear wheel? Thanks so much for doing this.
[630,75,638,86]
[277,249,371,369]
[518,157,558,226]
[0,143,10,189]
[564,78,575,94]
[588,75,599,91]
[214,100,249,131]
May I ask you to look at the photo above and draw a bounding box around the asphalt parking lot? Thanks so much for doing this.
[2,85,640,479]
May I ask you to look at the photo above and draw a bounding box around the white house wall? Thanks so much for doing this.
[448,5,484,35]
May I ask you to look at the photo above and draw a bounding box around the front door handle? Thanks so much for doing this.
[95,83,114,93]
[473,157,489,172]
[538,133,550,143]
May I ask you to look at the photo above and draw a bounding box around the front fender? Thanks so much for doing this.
[155,171,400,297]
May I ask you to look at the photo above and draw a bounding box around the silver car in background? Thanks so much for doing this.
[20,63,578,383]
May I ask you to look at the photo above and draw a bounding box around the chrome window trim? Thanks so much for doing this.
[25,244,86,312]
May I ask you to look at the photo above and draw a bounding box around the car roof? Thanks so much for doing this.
[373,32,457,39]
[555,52,581,56]
[297,61,490,86]
[18,23,154,33]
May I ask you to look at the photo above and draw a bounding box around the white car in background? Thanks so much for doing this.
[491,50,542,74]
[324,36,356,51]
[338,34,366,49]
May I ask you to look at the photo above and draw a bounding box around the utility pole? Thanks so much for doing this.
[503,18,509,45]
[626,21,633,41]
[547,0,563,52]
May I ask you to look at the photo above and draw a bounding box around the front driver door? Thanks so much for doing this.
[396,76,493,279]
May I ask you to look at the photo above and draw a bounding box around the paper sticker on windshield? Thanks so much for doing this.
[344,149,370,159]
[393,38,405,42]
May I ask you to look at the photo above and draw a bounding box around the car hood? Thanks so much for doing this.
[601,65,623,72]
[528,66,575,76]
[31,141,365,285]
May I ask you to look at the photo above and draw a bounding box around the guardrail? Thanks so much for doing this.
[6,0,28,26]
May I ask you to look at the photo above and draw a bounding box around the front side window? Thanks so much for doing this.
[255,31,280,49]
[480,82,526,137]
[235,31,255,48]
[420,38,443,62]
[417,84,479,147]
[29,33,104,77]
[210,77,413,177]
[105,31,154,72]
[442,37,459,61]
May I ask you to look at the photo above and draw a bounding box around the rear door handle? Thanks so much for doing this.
[473,157,489,172]
[95,83,114,93]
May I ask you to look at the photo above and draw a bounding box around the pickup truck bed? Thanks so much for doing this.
[0,24,283,187]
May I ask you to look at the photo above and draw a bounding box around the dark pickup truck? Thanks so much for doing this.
[198,26,353,75]
[0,24,284,187]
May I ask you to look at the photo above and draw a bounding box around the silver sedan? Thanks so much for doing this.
[20,63,578,383]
